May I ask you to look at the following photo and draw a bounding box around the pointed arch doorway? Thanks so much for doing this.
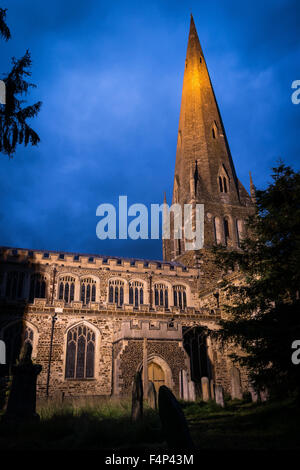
[148,361,165,394]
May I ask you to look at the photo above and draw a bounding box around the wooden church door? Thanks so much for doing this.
[148,362,165,393]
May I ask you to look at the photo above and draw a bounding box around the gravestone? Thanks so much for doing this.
[3,343,42,423]
[210,380,215,400]
[249,384,259,403]
[231,366,243,399]
[188,381,196,401]
[131,371,143,422]
[201,376,210,402]
[215,385,225,408]
[148,381,157,410]
[260,388,269,402]
[158,385,194,449]
[180,369,189,400]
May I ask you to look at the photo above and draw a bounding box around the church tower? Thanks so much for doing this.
[164,15,254,278]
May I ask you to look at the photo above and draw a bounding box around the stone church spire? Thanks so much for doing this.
[173,14,240,207]
[164,15,254,263]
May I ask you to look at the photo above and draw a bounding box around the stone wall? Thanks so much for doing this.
[115,339,187,397]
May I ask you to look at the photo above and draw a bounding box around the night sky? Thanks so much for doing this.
[0,0,299,260]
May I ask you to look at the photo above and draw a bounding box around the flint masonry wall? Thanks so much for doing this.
[0,246,248,399]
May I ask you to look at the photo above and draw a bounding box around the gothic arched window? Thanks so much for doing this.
[218,176,223,192]
[173,285,187,309]
[5,271,25,300]
[2,322,34,366]
[80,278,96,305]
[213,216,222,244]
[29,273,47,302]
[129,281,144,307]
[154,283,169,308]
[224,217,230,245]
[218,174,229,193]
[58,276,75,303]
[65,324,95,379]
[108,279,124,307]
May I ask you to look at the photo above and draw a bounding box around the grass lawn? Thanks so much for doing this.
[183,398,300,450]
[0,397,299,450]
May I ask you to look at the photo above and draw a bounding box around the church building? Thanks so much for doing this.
[0,16,254,400]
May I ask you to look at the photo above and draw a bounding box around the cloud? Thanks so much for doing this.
[0,0,299,259]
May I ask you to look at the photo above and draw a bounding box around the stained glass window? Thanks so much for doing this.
[173,285,187,309]
[154,283,169,308]
[129,281,144,307]
[80,278,96,305]
[108,279,124,307]
[58,276,75,303]
[29,273,47,302]
[65,324,95,379]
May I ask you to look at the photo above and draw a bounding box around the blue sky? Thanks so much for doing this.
[0,0,299,259]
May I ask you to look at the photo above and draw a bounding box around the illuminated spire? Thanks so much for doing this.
[173,15,240,205]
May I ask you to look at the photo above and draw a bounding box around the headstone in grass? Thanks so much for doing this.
[215,385,225,408]
[231,366,243,400]
[148,381,157,409]
[131,371,143,422]
[3,342,42,423]
[249,384,259,403]
[201,376,210,402]
[188,381,196,401]
[259,388,269,402]
[210,380,215,400]
[158,385,194,449]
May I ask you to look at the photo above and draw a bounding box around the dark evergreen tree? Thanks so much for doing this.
[0,8,11,40]
[212,163,300,398]
[0,7,41,157]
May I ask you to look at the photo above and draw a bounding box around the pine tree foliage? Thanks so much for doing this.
[212,164,300,397]
[0,8,41,157]
[0,8,11,41]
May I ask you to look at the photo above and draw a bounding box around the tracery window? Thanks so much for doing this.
[2,322,34,366]
[218,176,229,193]
[108,279,124,306]
[65,324,95,379]
[154,283,169,308]
[173,285,187,309]
[80,278,96,305]
[58,276,75,303]
[129,281,144,307]
[29,273,47,302]
[5,271,25,300]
